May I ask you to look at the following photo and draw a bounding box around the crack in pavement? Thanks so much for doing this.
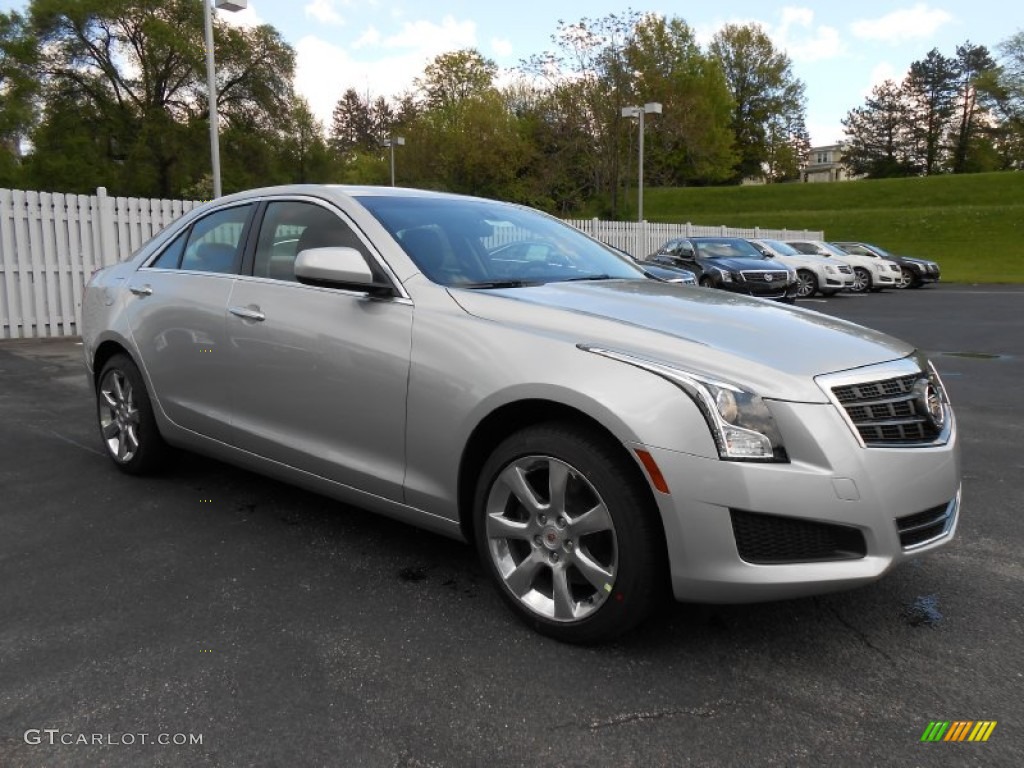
[562,699,736,731]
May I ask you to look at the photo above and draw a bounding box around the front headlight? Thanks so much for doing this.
[579,347,788,462]
[714,267,733,283]
[825,265,836,274]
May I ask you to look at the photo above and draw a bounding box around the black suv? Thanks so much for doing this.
[831,241,941,289]
[644,237,799,302]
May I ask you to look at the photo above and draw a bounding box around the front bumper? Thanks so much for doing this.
[636,399,960,603]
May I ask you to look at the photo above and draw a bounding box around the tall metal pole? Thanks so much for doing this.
[389,141,396,186]
[637,109,645,223]
[203,0,222,198]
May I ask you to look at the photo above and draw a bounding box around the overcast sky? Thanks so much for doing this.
[2,1,1015,146]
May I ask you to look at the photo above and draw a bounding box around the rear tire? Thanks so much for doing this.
[473,422,666,644]
[96,354,167,475]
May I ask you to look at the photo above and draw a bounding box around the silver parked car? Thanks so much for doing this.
[82,186,961,643]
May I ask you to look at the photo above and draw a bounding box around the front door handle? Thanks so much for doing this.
[129,285,153,296]
[229,306,266,322]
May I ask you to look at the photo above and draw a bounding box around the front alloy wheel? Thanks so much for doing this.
[475,423,665,643]
[485,456,618,623]
[851,267,871,293]
[796,269,818,298]
[897,267,915,289]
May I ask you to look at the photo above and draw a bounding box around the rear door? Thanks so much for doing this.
[125,204,254,442]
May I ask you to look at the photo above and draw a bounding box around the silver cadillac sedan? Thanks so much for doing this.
[82,185,961,643]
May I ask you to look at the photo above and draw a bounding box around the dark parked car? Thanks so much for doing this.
[644,237,798,302]
[831,241,941,289]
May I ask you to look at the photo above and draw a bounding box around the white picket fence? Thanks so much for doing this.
[0,187,822,340]
[0,188,202,339]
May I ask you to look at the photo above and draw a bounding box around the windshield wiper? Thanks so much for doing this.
[561,274,614,282]
[460,280,542,289]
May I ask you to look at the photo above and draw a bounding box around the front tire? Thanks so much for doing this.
[897,268,916,289]
[699,275,715,288]
[473,423,666,644]
[96,354,167,474]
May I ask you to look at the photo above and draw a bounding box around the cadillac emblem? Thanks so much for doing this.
[764,273,774,282]
[913,378,945,430]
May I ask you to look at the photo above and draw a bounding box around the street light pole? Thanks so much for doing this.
[621,102,662,222]
[204,1,246,198]
[383,136,405,186]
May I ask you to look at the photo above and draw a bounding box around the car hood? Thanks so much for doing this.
[901,256,938,267]
[702,256,787,271]
[449,280,914,403]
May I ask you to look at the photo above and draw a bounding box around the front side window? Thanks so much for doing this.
[179,205,253,274]
[252,201,370,282]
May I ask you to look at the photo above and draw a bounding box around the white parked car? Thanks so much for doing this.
[748,239,855,298]
[785,240,900,294]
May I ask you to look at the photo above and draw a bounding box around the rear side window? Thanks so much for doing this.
[178,205,253,274]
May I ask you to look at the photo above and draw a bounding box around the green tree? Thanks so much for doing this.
[989,29,1024,168]
[904,49,959,174]
[0,11,37,186]
[401,49,525,196]
[329,88,375,156]
[841,79,919,177]
[522,11,641,216]
[709,23,807,183]
[22,0,295,196]
[950,41,998,173]
[623,15,737,186]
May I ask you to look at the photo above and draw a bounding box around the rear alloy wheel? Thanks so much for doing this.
[795,269,818,298]
[897,268,916,289]
[474,423,665,644]
[97,354,166,474]
[851,267,871,293]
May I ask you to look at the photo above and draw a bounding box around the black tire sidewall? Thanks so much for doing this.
[473,422,665,644]
[96,354,165,475]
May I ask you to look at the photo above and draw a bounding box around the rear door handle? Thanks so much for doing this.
[229,306,265,322]
[129,285,153,296]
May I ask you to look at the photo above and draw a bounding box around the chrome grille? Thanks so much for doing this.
[739,270,790,283]
[831,373,943,445]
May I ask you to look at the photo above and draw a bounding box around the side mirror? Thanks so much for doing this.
[294,247,394,296]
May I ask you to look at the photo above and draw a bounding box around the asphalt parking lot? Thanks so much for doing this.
[1,284,1021,767]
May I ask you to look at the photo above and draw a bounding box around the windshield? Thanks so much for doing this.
[761,239,801,257]
[692,239,767,259]
[816,242,852,258]
[355,195,645,287]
